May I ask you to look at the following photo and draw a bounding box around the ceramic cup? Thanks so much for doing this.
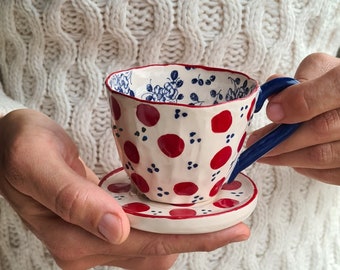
[105,64,300,205]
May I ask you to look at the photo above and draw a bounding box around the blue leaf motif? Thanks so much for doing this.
[190,93,199,102]
[146,84,153,92]
[176,80,184,88]
[170,70,178,81]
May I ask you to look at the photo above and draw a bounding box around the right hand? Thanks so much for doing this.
[0,109,250,270]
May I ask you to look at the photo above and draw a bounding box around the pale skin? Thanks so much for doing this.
[0,52,339,270]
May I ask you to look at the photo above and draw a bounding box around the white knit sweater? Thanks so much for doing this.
[0,0,340,269]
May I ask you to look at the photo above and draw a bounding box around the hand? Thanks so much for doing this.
[0,109,250,270]
[247,53,340,185]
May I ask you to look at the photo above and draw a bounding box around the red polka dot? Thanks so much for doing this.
[222,180,242,190]
[136,104,160,127]
[210,146,232,170]
[157,134,185,158]
[174,182,198,196]
[110,96,121,120]
[108,183,131,193]
[213,198,239,208]
[211,110,232,133]
[124,141,140,164]
[209,177,226,197]
[247,98,256,121]
[237,132,247,152]
[169,208,197,218]
[123,202,150,214]
[130,173,149,193]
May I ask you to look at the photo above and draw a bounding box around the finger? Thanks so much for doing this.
[293,167,340,186]
[247,108,340,157]
[111,223,250,257]
[58,254,178,270]
[258,141,340,169]
[266,64,340,123]
[1,179,120,256]
[101,255,179,270]
[246,123,279,148]
[266,73,285,82]
[294,53,340,82]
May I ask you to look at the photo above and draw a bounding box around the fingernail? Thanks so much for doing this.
[98,213,123,244]
[267,103,285,122]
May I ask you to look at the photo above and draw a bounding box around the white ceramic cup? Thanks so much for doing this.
[105,64,300,205]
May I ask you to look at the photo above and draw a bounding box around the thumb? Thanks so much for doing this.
[1,109,130,244]
[59,157,131,244]
[10,141,130,244]
[44,156,130,244]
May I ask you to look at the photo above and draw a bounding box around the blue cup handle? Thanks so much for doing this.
[227,77,301,183]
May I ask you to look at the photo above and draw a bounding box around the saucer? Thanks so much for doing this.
[99,168,258,234]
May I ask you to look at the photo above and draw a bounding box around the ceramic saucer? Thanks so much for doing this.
[99,168,258,234]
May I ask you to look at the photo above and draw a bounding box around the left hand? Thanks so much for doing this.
[247,53,340,185]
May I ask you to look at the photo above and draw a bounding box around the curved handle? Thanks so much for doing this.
[227,77,301,183]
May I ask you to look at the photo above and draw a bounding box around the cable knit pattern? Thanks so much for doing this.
[0,0,339,269]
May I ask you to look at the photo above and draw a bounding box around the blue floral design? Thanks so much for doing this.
[109,67,255,106]
[143,70,184,102]
[225,76,251,101]
[109,71,135,97]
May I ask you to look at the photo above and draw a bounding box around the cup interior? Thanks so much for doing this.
[106,64,257,106]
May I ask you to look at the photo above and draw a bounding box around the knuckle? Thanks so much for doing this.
[140,239,172,256]
[299,53,334,75]
[328,66,340,93]
[302,53,330,66]
[307,143,334,165]
[54,183,89,223]
[310,110,340,140]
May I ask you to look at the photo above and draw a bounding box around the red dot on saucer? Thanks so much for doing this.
[124,141,140,164]
[213,198,239,208]
[211,110,232,133]
[130,173,150,193]
[174,182,199,196]
[169,208,197,218]
[123,202,150,214]
[209,177,226,197]
[210,146,232,170]
[247,98,256,121]
[136,104,160,127]
[108,183,131,193]
[237,132,247,152]
[110,96,121,120]
[221,180,242,190]
[158,134,185,158]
